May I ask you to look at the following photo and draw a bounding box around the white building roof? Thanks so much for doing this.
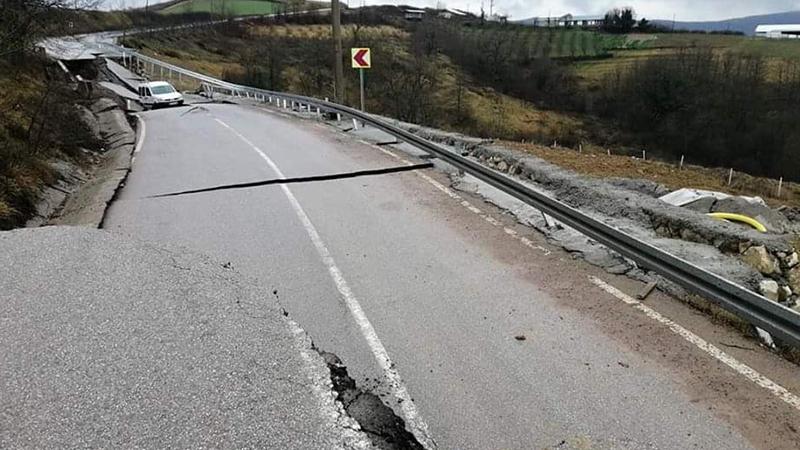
[563,14,605,21]
[755,24,800,33]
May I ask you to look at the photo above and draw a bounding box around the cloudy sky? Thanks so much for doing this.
[362,1,800,21]
[118,1,800,21]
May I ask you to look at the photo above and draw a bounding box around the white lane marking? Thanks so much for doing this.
[285,319,372,449]
[213,118,436,449]
[134,114,146,154]
[372,145,552,256]
[589,276,800,412]
[369,135,800,412]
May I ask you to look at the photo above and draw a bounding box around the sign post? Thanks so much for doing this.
[351,48,371,112]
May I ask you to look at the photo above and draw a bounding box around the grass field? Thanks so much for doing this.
[466,27,646,59]
[574,32,800,85]
[158,0,283,16]
[645,32,800,59]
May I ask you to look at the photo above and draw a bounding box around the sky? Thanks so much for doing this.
[362,0,800,21]
[115,1,800,22]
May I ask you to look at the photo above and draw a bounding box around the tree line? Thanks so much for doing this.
[599,49,800,179]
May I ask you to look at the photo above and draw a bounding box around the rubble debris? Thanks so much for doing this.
[759,280,780,302]
[636,281,658,300]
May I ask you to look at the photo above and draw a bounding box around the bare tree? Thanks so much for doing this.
[1,0,100,57]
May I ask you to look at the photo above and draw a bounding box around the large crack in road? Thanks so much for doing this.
[318,350,425,450]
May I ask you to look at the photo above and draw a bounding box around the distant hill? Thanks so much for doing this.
[653,11,800,35]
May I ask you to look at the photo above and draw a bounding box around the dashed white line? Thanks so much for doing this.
[213,118,436,449]
[372,145,552,256]
[590,276,800,412]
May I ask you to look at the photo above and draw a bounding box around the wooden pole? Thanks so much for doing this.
[332,0,344,103]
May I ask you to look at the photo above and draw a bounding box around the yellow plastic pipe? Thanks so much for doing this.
[707,213,768,233]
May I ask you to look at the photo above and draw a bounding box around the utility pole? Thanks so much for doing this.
[332,0,345,103]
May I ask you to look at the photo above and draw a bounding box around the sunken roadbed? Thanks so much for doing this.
[0,227,384,449]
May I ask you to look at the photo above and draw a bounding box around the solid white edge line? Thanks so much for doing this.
[134,114,145,154]
[213,118,436,449]
[369,134,800,413]
[589,276,800,411]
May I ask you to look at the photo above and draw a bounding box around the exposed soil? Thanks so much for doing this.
[503,141,800,209]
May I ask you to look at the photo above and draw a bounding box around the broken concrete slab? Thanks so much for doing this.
[760,279,780,301]
[742,246,781,276]
[51,99,137,227]
[711,197,792,234]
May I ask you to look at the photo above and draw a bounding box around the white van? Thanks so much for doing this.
[138,81,184,109]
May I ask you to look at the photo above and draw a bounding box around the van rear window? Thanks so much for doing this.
[150,85,175,95]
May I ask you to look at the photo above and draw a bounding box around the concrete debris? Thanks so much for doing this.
[742,246,781,276]
[51,97,136,227]
[759,279,780,301]
[390,120,795,308]
[92,97,136,151]
[787,266,800,297]
[779,286,793,302]
[786,252,799,269]
[756,327,776,348]
[711,197,792,234]
[683,197,718,214]
[637,281,659,300]
[607,178,671,198]
[659,188,732,207]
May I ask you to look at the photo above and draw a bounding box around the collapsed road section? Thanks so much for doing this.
[0,227,386,449]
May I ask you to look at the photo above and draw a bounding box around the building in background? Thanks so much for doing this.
[755,24,800,38]
[516,14,604,28]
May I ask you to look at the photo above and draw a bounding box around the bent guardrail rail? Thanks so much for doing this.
[120,47,800,348]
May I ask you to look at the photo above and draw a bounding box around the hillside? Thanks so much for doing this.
[122,9,800,184]
[158,0,284,16]
[653,10,800,35]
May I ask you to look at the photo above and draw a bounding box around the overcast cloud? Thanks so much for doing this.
[363,0,800,21]
[117,1,800,21]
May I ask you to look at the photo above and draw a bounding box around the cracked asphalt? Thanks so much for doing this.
[0,227,369,448]
[95,102,790,448]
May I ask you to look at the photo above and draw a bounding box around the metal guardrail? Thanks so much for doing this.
[122,48,800,348]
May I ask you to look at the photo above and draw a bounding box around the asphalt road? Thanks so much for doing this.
[0,227,369,449]
[103,102,759,449]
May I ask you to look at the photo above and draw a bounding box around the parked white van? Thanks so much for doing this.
[138,81,184,108]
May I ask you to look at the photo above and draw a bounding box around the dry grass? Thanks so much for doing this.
[247,24,408,40]
[504,141,800,208]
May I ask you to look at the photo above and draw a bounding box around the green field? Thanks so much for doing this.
[644,33,800,59]
[466,27,646,60]
[573,32,800,85]
[158,0,283,16]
